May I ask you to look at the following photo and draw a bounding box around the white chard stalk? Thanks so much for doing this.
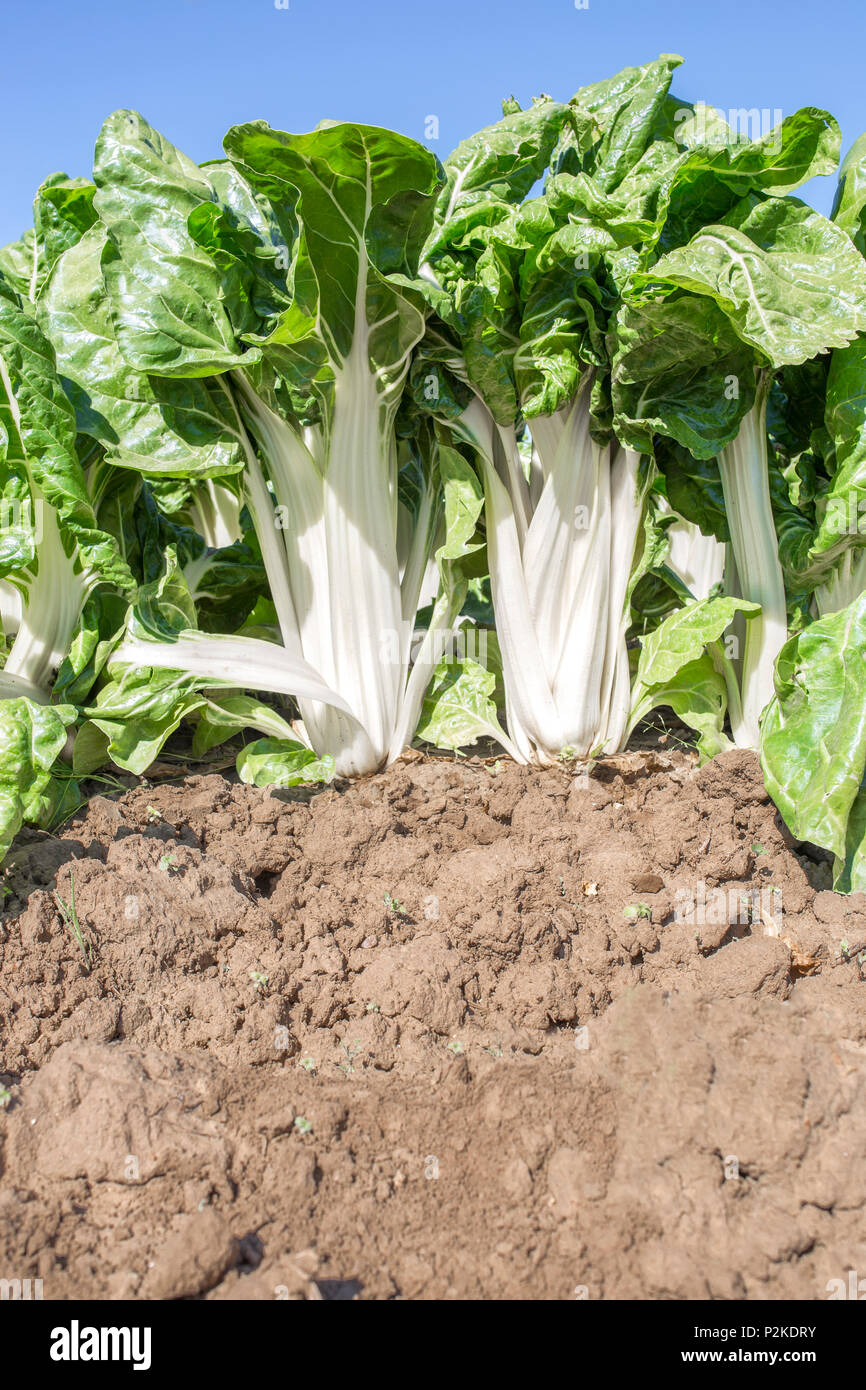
[455,383,646,763]
[717,383,788,748]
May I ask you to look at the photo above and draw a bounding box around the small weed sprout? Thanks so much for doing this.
[55,875,93,971]
[294,1116,313,1135]
[365,1001,380,1013]
[298,1057,316,1073]
[383,891,405,915]
[249,969,269,991]
[446,1040,463,1055]
[158,853,178,874]
[840,938,866,963]
[337,1039,362,1075]
[0,1085,11,1109]
[623,903,651,921]
[642,715,694,754]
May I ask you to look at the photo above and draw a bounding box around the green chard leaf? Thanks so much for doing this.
[762,592,866,891]
[236,737,334,789]
[629,595,760,758]
[416,654,512,756]
[0,698,76,858]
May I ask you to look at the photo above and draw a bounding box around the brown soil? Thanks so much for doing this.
[1,747,865,1300]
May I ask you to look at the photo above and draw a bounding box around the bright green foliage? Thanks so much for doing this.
[762,593,866,892]
[0,57,865,889]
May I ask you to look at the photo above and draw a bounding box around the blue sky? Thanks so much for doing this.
[1,0,863,243]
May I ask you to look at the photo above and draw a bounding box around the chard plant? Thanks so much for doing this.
[0,270,134,853]
[42,113,481,778]
[415,59,864,761]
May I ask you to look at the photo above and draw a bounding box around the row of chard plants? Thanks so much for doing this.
[1,55,865,889]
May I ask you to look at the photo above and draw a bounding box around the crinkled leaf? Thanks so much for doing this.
[566,55,683,191]
[84,666,207,774]
[224,120,442,413]
[0,282,133,594]
[633,653,733,761]
[53,590,129,705]
[94,110,253,376]
[612,293,756,458]
[638,198,866,368]
[236,737,333,788]
[632,594,760,686]
[41,226,246,478]
[654,437,731,540]
[191,694,296,758]
[761,592,866,890]
[656,107,841,253]
[629,595,760,758]
[71,720,111,777]
[0,697,76,859]
[125,551,198,642]
[0,232,36,300]
[416,655,510,753]
[810,336,866,566]
[33,175,97,288]
[436,445,484,561]
[831,132,866,256]
[431,100,574,244]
